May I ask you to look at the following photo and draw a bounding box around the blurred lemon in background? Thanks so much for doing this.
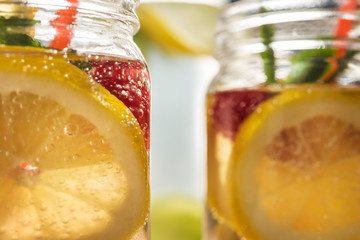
[136,1,219,55]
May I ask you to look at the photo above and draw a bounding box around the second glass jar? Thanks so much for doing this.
[206,0,360,239]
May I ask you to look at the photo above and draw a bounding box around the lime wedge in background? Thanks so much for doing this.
[136,2,219,55]
[151,196,202,240]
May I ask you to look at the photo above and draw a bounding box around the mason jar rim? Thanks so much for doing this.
[22,0,140,34]
[221,0,349,17]
[216,0,358,34]
[214,0,359,48]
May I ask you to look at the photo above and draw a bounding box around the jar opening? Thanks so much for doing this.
[212,0,360,88]
[215,0,360,57]
[0,0,141,56]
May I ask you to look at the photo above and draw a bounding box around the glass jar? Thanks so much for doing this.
[0,0,150,239]
[206,0,360,239]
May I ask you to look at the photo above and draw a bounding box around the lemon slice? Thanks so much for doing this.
[136,2,219,55]
[230,88,360,240]
[0,47,149,240]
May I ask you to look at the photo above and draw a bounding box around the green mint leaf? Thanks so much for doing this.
[259,7,276,84]
[0,17,41,47]
[286,48,335,84]
[0,31,41,47]
[0,16,39,27]
[71,60,92,71]
[290,48,336,62]
[285,47,357,84]
[286,59,330,84]
[260,45,275,84]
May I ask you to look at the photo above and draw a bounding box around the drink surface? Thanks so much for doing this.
[0,46,150,240]
[207,84,360,240]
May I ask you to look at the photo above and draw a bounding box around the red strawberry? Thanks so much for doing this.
[210,89,271,140]
[88,59,150,150]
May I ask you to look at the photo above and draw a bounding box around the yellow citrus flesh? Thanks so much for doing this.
[231,88,360,240]
[0,46,149,240]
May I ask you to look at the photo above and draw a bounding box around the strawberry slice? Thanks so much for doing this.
[88,59,151,150]
[210,89,271,140]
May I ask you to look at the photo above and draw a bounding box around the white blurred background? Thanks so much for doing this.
[139,0,225,200]
[149,45,217,200]
[135,1,226,239]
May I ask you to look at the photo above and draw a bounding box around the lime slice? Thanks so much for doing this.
[230,88,360,240]
[136,2,219,55]
[151,196,202,240]
[0,47,149,240]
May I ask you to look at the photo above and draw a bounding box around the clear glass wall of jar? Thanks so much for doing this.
[206,0,360,239]
[0,0,150,239]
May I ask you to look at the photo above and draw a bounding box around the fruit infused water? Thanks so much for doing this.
[0,0,150,239]
[0,46,150,240]
[206,0,360,239]
[207,85,360,240]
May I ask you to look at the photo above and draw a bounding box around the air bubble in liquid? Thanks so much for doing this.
[106,162,113,169]
[11,95,20,105]
[64,123,79,137]
[72,154,80,161]
[138,109,144,117]
[136,89,142,97]
[39,203,47,211]
[45,144,55,152]
[121,90,128,98]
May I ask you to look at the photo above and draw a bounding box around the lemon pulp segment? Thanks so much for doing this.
[231,88,360,240]
[0,47,149,240]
